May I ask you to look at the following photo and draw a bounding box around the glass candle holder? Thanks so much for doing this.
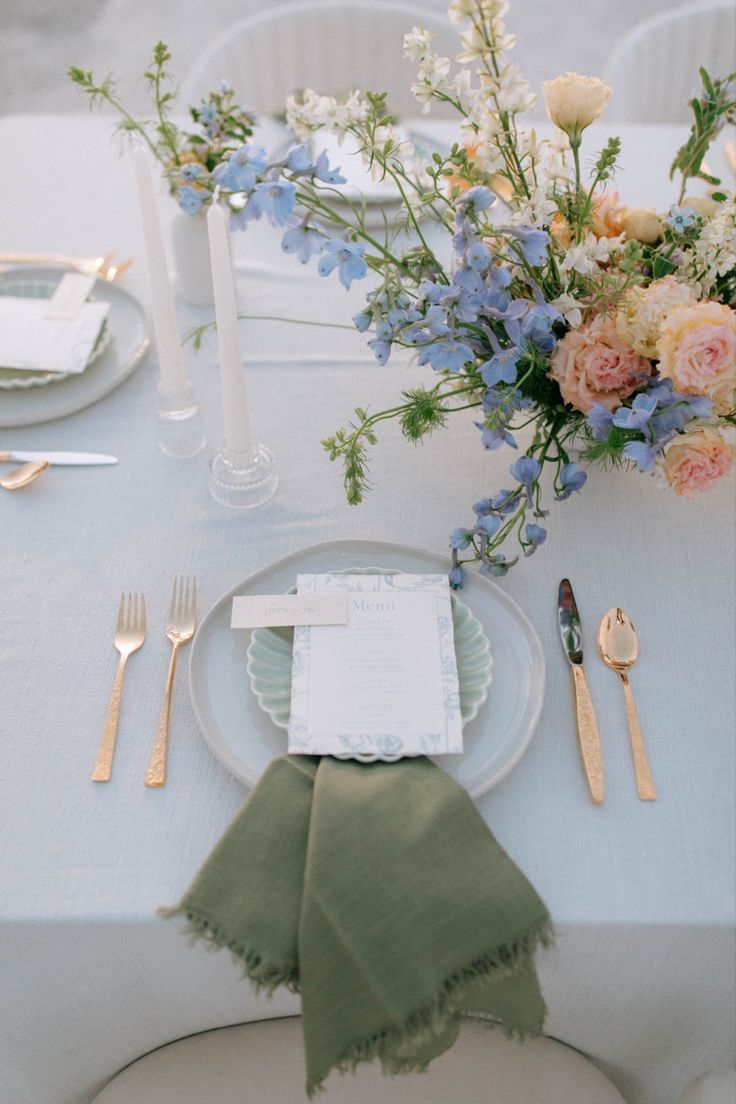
[208,443,278,509]
[156,381,207,459]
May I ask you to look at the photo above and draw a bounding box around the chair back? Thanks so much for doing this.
[603,3,736,123]
[182,0,455,118]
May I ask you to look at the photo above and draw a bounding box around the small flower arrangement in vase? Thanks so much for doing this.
[69,44,257,304]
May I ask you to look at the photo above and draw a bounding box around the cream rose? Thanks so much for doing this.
[662,427,735,495]
[683,194,720,218]
[548,314,652,413]
[616,276,696,357]
[657,301,736,413]
[543,73,612,141]
[620,207,663,244]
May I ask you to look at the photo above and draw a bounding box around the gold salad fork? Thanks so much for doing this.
[92,593,146,782]
[145,577,197,788]
[0,252,133,282]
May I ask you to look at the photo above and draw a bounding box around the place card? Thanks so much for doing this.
[288,573,462,758]
[231,592,347,628]
[0,296,110,374]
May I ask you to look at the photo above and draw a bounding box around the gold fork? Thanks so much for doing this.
[0,252,134,282]
[145,577,197,788]
[92,593,146,782]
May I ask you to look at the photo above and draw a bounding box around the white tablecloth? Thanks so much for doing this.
[0,115,734,1104]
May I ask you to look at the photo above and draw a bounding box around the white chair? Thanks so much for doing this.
[680,1069,736,1104]
[181,0,456,118]
[91,1017,628,1103]
[603,3,736,123]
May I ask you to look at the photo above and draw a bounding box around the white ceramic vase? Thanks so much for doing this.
[170,208,216,308]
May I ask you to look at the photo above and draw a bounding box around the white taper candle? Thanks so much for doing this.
[131,140,188,395]
[206,189,254,456]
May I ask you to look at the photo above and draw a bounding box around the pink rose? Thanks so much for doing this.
[548,314,652,413]
[662,427,735,495]
[657,302,736,414]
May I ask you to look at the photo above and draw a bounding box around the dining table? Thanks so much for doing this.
[0,112,734,1104]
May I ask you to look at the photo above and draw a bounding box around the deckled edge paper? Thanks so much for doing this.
[0,297,110,374]
[288,573,462,758]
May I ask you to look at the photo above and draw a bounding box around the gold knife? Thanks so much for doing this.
[558,578,604,804]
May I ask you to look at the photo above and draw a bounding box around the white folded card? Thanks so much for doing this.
[231,592,348,628]
[0,296,110,374]
[288,573,462,758]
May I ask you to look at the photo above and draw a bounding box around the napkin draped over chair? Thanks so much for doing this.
[163,755,551,1096]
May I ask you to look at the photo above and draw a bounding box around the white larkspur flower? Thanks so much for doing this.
[449,0,510,22]
[403,26,437,62]
[551,293,583,328]
[494,63,536,113]
[560,232,616,275]
[679,195,736,296]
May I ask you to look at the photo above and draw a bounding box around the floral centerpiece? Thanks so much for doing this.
[72,6,735,582]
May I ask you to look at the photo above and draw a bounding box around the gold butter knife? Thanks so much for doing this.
[558,578,604,804]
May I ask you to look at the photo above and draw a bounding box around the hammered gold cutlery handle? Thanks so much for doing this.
[145,643,180,787]
[621,673,656,801]
[92,656,128,782]
[571,664,604,804]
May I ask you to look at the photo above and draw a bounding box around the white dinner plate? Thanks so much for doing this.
[0,267,150,428]
[189,539,545,799]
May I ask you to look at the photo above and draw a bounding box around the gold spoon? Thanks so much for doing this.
[598,608,656,801]
[0,459,49,490]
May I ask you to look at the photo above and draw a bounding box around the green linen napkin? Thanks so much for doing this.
[163,754,551,1096]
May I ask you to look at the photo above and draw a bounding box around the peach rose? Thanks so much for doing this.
[657,301,736,413]
[548,314,652,412]
[591,191,623,238]
[662,427,735,495]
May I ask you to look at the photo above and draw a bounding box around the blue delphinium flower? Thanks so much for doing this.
[367,338,391,365]
[178,185,204,215]
[667,205,696,232]
[623,440,658,472]
[318,240,368,289]
[458,185,494,213]
[480,344,521,387]
[475,421,517,450]
[449,528,473,550]
[476,514,501,537]
[448,562,465,589]
[612,393,657,430]
[586,401,614,440]
[524,523,547,554]
[467,241,492,272]
[352,308,373,333]
[480,554,513,577]
[490,488,522,515]
[314,150,347,184]
[281,219,323,264]
[196,103,217,124]
[555,462,587,500]
[213,144,268,193]
[180,163,203,180]
[286,145,312,173]
[424,337,475,373]
[510,455,541,505]
[510,226,549,267]
[248,180,297,225]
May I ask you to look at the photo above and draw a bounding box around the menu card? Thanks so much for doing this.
[0,296,109,374]
[288,573,462,758]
